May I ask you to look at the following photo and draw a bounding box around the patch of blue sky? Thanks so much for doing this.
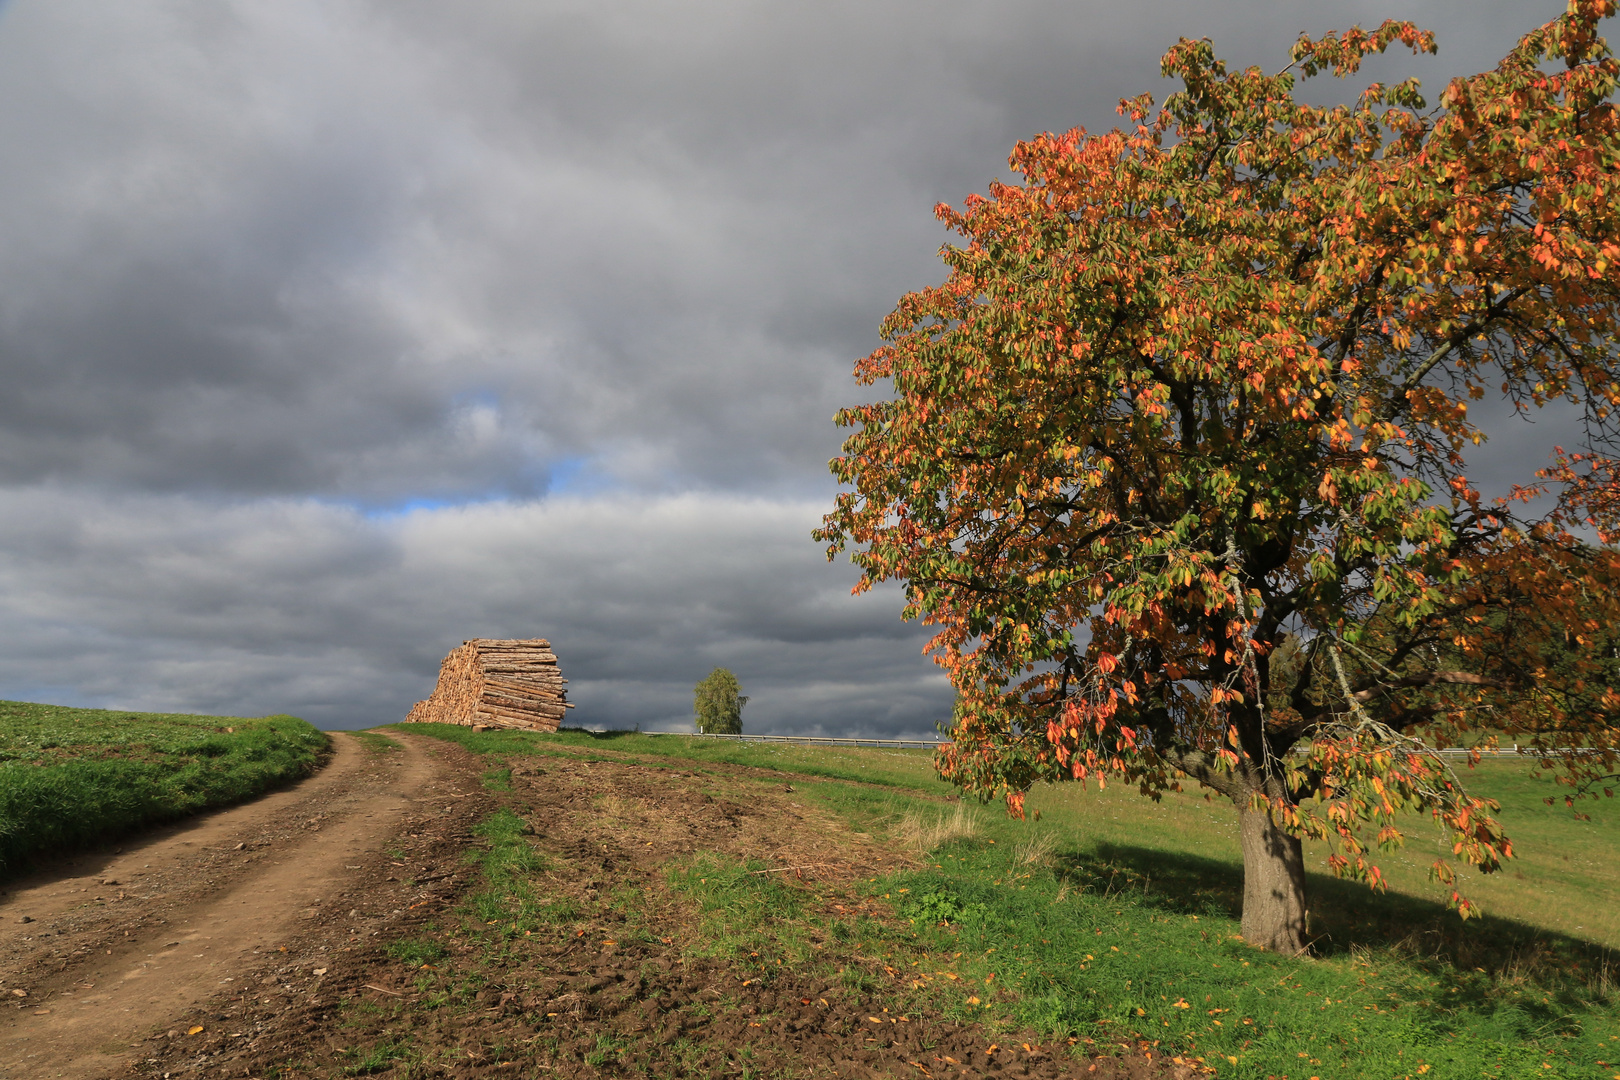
[357,495,475,520]
[450,386,505,410]
[336,457,613,520]
[547,454,617,497]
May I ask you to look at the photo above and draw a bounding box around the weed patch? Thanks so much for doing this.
[666,852,818,967]
[384,937,447,969]
[895,803,982,853]
[342,1037,413,1076]
[464,808,550,927]
[350,730,401,754]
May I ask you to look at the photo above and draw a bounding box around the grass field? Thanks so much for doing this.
[398,723,1620,1079]
[409,724,947,792]
[874,778,1619,1080]
[0,700,328,877]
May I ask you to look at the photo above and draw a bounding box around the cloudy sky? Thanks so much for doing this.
[0,0,1574,734]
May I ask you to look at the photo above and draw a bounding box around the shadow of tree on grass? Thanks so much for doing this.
[1053,842,1617,1009]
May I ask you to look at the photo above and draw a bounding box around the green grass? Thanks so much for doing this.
[1016,760,1620,950]
[876,814,1619,1079]
[390,722,952,792]
[666,852,819,967]
[395,724,1620,1079]
[351,730,402,754]
[0,699,328,877]
[464,807,551,928]
[384,936,448,968]
[825,766,1619,1080]
[342,1037,414,1076]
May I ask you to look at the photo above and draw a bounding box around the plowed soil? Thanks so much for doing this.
[0,734,1195,1080]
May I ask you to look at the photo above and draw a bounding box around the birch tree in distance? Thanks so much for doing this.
[694,668,748,735]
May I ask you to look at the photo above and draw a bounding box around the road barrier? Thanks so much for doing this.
[622,730,945,751]
[570,729,1599,757]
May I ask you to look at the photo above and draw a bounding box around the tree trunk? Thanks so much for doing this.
[1237,800,1307,955]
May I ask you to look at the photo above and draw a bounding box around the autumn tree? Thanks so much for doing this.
[817,1,1620,954]
[694,668,748,735]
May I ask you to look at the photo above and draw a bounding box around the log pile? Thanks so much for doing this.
[404,638,572,732]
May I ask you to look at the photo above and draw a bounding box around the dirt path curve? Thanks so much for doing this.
[0,732,456,1080]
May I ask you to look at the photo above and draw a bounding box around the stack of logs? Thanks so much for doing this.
[404,638,572,731]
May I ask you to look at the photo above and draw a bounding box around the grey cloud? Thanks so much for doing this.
[0,0,1561,502]
[0,0,1582,730]
[0,487,948,734]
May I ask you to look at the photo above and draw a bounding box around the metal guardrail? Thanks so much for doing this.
[631,731,945,751]
[1404,746,1606,755]
[575,729,1598,756]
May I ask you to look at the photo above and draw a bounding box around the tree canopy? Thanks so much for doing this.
[817,1,1620,954]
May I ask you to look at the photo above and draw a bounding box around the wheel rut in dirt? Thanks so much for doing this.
[124,747,1194,1080]
[0,732,462,1080]
[4,734,1196,1080]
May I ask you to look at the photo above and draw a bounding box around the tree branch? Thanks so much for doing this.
[1349,670,1509,703]
[1392,286,1530,406]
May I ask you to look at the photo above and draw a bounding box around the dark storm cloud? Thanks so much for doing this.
[0,0,1579,732]
[0,488,947,733]
[0,0,1561,499]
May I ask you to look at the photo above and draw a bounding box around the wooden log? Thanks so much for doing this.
[472,711,554,732]
[482,677,564,691]
[478,699,568,720]
[478,699,568,719]
[476,696,567,712]
[476,694,565,713]
[479,680,563,696]
[477,702,567,724]
[479,693,565,714]
[474,711,560,733]
[405,637,568,728]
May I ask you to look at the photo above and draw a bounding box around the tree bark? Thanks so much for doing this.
[1237,799,1308,955]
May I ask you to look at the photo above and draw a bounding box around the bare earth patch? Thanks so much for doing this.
[3,736,1195,1079]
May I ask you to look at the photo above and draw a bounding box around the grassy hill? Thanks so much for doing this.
[0,700,327,877]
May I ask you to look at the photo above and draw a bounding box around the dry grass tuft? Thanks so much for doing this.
[894,804,981,853]
[1012,830,1058,868]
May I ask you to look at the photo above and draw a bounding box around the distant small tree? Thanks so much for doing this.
[694,668,748,734]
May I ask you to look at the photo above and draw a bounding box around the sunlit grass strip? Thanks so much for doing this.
[350,730,402,754]
[0,700,327,877]
[878,810,1620,1080]
[665,853,824,970]
[464,808,552,926]
[390,722,951,793]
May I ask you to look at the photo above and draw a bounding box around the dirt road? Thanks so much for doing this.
[1,733,1189,1080]
[0,732,484,1080]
